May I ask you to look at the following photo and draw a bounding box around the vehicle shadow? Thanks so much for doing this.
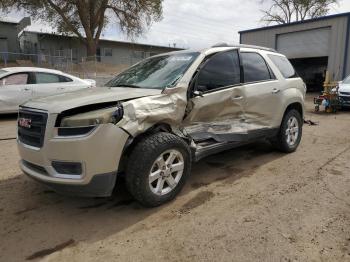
[0,113,17,120]
[0,140,284,261]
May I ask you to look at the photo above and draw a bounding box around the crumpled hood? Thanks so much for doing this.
[339,83,350,93]
[22,87,162,113]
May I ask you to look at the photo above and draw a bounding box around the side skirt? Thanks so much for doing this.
[192,128,279,162]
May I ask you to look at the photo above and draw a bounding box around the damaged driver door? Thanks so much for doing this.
[183,50,246,143]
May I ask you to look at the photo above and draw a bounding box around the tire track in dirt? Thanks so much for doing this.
[26,239,75,260]
[318,146,350,207]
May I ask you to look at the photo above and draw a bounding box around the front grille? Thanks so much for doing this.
[340,91,350,95]
[18,109,48,148]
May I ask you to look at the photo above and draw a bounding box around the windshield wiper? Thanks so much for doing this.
[111,84,141,88]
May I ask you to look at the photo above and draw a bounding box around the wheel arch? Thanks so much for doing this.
[285,102,304,119]
[117,123,186,174]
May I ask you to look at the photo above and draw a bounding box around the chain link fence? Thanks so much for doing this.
[0,52,130,86]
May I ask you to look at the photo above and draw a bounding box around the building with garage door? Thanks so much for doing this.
[19,30,181,66]
[0,17,31,64]
[0,20,20,55]
[239,12,350,91]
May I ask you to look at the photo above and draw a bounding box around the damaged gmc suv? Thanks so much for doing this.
[17,44,306,206]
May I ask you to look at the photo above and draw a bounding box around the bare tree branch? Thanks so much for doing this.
[260,0,338,24]
[0,0,163,55]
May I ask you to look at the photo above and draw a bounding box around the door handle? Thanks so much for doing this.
[22,88,30,91]
[233,95,243,100]
[57,87,65,90]
[272,88,280,94]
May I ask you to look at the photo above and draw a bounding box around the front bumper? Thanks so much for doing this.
[18,112,130,197]
[339,96,350,107]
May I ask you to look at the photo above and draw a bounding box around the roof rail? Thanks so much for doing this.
[211,43,277,52]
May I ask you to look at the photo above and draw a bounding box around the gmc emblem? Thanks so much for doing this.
[18,118,32,128]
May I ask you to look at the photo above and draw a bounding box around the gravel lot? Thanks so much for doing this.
[0,94,349,262]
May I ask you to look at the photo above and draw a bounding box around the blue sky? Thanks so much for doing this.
[3,0,350,49]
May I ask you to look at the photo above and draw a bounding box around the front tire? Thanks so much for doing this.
[272,109,302,153]
[126,132,191,207]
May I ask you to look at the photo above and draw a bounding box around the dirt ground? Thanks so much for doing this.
[0,94,349,262]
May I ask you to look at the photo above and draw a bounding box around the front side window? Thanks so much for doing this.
[268,54,297,79]
[1,73,29,86]
[35,73,61,84]
[241,52,272,83]
[196,50,241,92]
[105,52,200,90]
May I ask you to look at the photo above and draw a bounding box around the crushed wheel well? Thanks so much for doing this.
[118,124,176,173]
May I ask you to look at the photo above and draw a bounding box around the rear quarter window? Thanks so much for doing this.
[268,55,298,79]
[59,75,73,82]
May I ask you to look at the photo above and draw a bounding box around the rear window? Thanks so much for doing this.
[35,73,61,84]
[268,55,297,79]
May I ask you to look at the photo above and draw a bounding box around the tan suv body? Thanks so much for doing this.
[17,45,306,206]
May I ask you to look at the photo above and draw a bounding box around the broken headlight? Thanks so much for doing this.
[59,105,124,128]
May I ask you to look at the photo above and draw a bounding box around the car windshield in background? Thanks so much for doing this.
[0,69,8,76]
[343,75,350,84]
[105,52,199,89]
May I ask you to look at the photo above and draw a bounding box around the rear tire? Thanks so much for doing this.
[126,132,191,207]
[272,109,302,153]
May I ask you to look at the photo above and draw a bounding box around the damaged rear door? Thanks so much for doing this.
[240,52,282,132]
[183,49,246,143]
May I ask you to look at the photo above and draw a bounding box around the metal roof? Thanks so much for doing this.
[21,30,183,50]
[0,19,19,25]
[239,12,350,34]
[1,67,63,74]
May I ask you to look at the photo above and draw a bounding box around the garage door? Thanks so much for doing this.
[276,27,330,59]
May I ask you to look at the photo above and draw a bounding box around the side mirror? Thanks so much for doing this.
[193,90,204,97]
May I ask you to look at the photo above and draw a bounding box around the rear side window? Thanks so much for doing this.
[268,55,297,79]
[1,73,29,86]
[241,52,272,83]
[35,73,64,84]
[60,75,73,82]
[197,50,241,92]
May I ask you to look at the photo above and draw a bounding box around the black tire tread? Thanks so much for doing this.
[273,109,302,153]
[126,132,191,207]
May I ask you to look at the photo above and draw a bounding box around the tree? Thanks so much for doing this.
[0,0,163,56]
[260,0,338,24]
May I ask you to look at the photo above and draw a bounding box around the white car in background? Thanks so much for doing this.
[0,67,96,114]
[338,75,350,107]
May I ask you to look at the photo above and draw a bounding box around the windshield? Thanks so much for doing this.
[343,75,350,84]
[0,69,8,76]
[105,52,199,89]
